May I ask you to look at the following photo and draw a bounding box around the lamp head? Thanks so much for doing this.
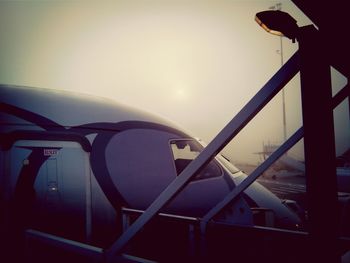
[255,10,299,42]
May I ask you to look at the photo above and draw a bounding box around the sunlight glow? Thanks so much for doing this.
[173,84,190,100]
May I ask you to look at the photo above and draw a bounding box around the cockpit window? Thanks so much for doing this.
[170,139,222,180]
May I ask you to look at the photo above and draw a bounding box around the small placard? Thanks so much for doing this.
[44,149,58,156]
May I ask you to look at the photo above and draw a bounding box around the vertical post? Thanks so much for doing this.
[272,2,287,143]
[348,84,350,123]
[85,153,92,243]
[298,25,340,262]
[122,212,130,232]
[277,3,287,143]
[280,34,287,143]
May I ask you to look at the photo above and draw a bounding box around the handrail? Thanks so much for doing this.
[121,207,199,225]
[25,229,157,263]
[25,229,103,259]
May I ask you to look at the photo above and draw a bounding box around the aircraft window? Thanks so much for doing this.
[170,140,222,180]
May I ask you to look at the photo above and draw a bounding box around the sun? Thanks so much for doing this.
[176,89,186,97]
[173,84,190,101]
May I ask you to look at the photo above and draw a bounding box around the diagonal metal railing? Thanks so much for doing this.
[105,51,301,261]
[200,127,304,231]
[200,81,349,230]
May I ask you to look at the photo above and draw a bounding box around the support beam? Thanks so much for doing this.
[298,25,340,263]
[348,84,350,124]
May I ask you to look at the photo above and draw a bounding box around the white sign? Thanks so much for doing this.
[44,149,58,156]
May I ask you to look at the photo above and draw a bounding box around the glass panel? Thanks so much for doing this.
[170,139,222,180]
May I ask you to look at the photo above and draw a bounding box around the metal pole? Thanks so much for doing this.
[271,2,287,142]
[298,25,340,263]
[280,36,287,142]
[348,83,350,124]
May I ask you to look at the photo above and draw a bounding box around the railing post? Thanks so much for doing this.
[122,211,131,232]
[298,25,340,263]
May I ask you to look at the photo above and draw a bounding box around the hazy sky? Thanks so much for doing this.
[0,0,348,164]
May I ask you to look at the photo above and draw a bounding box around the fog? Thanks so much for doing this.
[0,0,348,164]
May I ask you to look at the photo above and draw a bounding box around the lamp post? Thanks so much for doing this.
[269,3,287,142]
[255,10,340,263]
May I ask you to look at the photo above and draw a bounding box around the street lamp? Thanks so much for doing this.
[256,9,298,142]
[255,9,340,263]
[266,3,287,143]
[255,10,299,42]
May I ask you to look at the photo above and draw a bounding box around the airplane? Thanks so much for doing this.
[257,142,350,191]
[0,84,302,261]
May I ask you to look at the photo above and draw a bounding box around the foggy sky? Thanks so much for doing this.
[0,0,348,164]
